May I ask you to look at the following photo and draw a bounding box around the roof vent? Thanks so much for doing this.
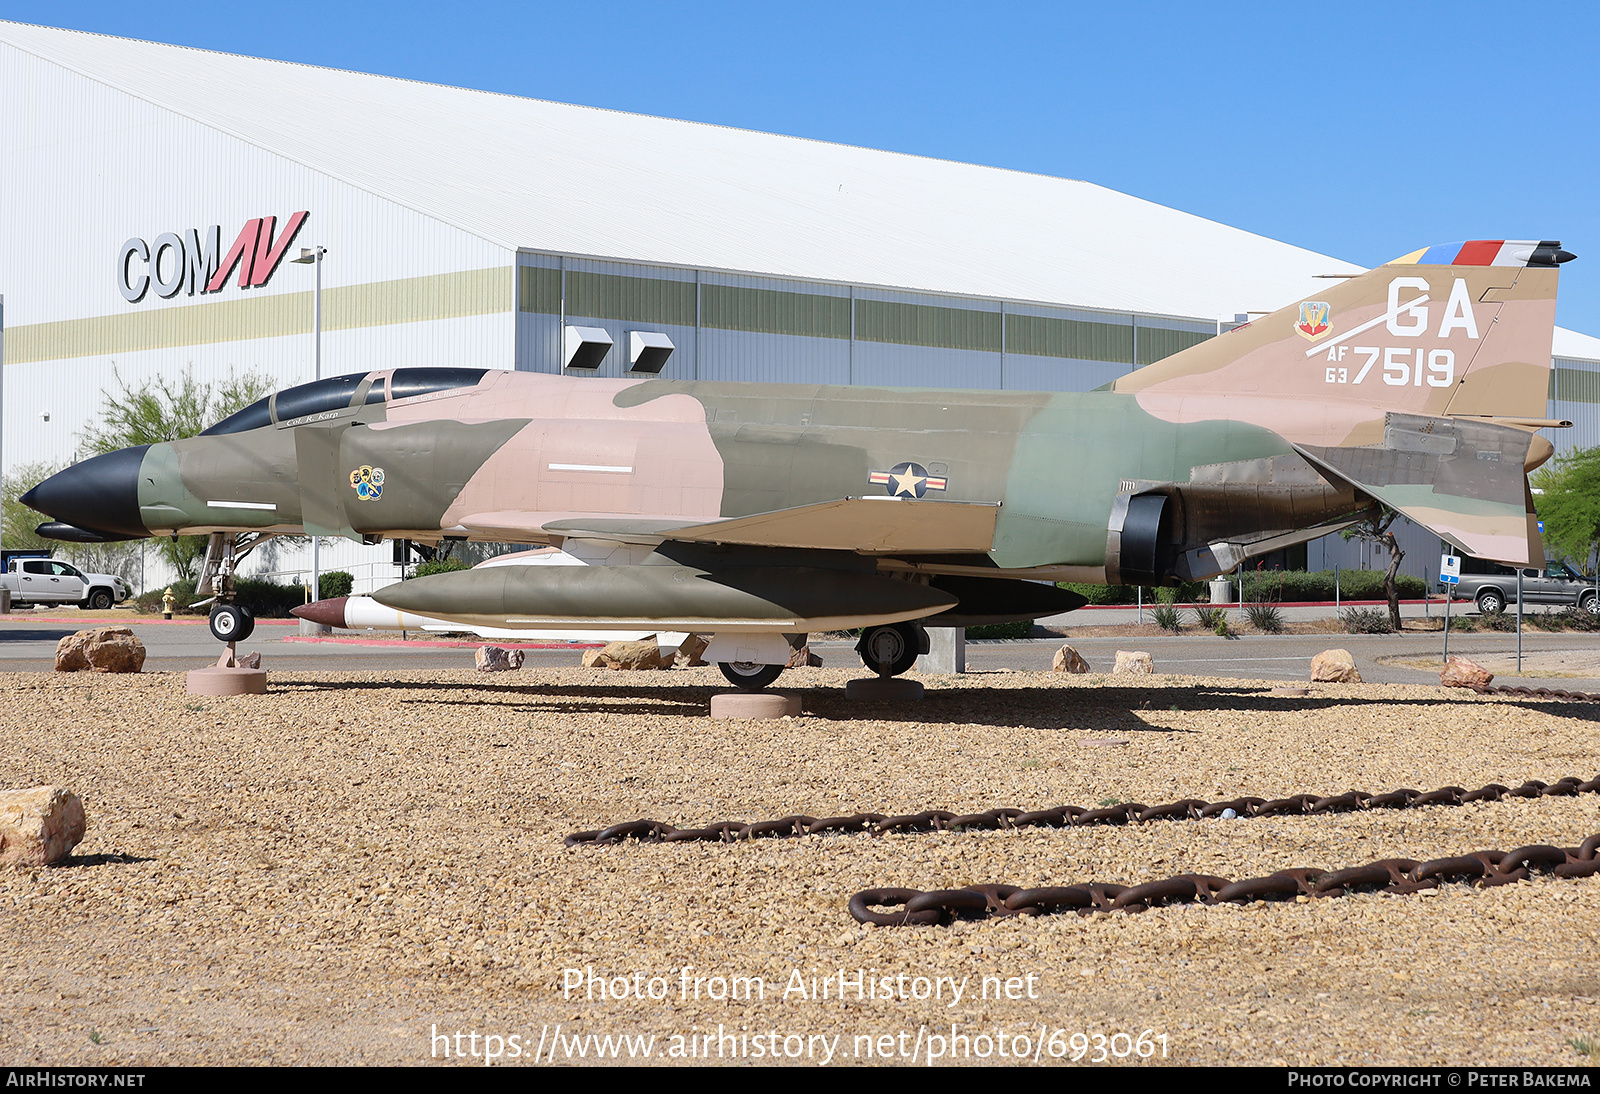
[628,331,675,374]
[563,325,613,370]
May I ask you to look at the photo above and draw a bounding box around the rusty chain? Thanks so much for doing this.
[848,832,1600,925]
[564,773,1600,847]
[1470,682,1600,700]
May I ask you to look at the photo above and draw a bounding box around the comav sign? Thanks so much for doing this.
[117,212,309,303]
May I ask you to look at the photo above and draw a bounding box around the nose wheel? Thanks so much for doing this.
[718,661,785,690]
[855,622,923,677]
[209,604,255,643]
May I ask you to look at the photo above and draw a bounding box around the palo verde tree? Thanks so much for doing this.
[77,365,273,580]
[1341,504,1406,631]
[1532,445,1600,573]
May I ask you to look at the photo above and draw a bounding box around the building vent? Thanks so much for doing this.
[563,325,613,369]
[628,331,675,373]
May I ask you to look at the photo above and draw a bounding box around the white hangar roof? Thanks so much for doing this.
[1,18,1595,357]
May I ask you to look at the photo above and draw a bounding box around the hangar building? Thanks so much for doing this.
[3,20,1598,591]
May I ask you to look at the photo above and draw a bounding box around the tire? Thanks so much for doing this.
[1581,590,1599,614]
[1476,589,1506,615]
[209,604,255,643]
[855,622,921,677]
[718,661,784,690]
[85,589,114,611]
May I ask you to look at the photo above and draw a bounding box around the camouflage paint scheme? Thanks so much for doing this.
[23,244,1567,635]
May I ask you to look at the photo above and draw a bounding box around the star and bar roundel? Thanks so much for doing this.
[868,461,948,498]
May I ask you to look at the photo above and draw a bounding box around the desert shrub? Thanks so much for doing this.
[1192,604,1227,629]
[1445,613,1476,632]
[1151,604,1184,632]
[1246,603,1285,633]
[318,570,354,599]
[1338,607,1392,634]
[965,620,1032,639]
[414,559,471,578]
[1240,569,1424,603]
[134,576,306,617]
[1478,609,1517,632]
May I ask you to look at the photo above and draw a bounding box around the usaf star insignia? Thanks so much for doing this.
[868,461,947,498]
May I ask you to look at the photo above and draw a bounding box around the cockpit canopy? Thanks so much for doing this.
[199,368,489,435]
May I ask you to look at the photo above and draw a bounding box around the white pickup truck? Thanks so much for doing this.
[1,558,131,610]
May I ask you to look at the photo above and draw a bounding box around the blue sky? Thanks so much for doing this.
[5,1,1597,335]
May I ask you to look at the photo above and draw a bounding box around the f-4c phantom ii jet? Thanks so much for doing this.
[23,240,1574,688]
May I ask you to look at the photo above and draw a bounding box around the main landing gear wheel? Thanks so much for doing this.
[856,622,921,677]
[1476,589,1507,615]
[209,604,255,643]
[719,661,785,690]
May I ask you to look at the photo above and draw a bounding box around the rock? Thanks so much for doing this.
[474,646,524,672]
[674,634,709,669]
[1440,656,1493,689]
[236,651,262,671]
[582,639,673,671]
[0,786,86,866]
[785,644,823,668]
[1310,648,1362,683]
[1052,645,1091,673]
[53,627,145,673]
[1113,650,1154,675]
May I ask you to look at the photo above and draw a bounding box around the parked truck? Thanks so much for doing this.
[1446,556,1599,614]
[1,557,131,610]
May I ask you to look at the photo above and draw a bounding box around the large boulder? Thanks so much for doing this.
[0,786,86,866]
[54,627,145,673]
[582,639,673,671]
[1113,650,1154,675]
[1052,645,1091,673]
[1440,656,1493,690]
[1310,648,1362,683]
[474,646,525,672]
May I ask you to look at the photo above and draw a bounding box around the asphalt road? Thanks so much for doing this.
[7,608,1600,689]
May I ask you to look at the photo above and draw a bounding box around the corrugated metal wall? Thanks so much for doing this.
[512,254,1221,389]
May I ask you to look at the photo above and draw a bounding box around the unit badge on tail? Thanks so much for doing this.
[1295,301,1332,341]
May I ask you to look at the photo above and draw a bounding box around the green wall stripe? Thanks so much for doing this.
[1553,366,1600,404]
[700,283,849,339]
[1006,313,1134,364]
[5,266,513,365]
[564,270,696,327]
[855,299,1001,352]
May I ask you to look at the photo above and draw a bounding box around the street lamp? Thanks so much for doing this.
[291,246,326,627]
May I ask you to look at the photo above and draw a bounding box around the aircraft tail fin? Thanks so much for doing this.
[1114,240,1569,423]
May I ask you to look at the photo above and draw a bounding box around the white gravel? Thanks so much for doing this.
[1,666,1597,1067]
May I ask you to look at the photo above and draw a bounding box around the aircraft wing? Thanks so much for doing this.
[459,498,1002,553]
[1294,413,1543,565]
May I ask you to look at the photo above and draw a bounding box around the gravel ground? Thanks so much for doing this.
[2,666,1598,1067]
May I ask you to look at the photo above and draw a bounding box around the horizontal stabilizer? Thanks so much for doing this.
[459,498,1003,553]
[1294,413,1541,564]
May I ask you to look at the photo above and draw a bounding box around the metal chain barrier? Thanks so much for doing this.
[1470,683,1600,700]
[564,774,1600,847]
[848,832,1600,926]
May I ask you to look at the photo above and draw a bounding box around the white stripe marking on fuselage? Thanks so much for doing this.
[547,463,634,474]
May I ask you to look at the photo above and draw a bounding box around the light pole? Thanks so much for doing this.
[291,246,326,623]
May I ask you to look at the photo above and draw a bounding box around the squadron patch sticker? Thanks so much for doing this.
[1296,301,1332,341]
[868,462,947,499]
[349,465,385,501]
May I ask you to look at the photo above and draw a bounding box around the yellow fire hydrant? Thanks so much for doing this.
[161,587,176,620]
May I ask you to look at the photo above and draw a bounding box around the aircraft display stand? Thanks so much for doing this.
[844,676,924,701]
[186,644,268,696]
[709,691,802,720]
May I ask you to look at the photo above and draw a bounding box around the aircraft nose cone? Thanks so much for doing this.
[20,445,151,538]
